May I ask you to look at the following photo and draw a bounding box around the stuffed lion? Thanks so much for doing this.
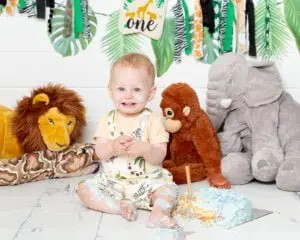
[1,84,85,159]
[0,84,99,185]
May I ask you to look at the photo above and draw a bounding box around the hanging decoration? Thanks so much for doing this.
[284,0,300,52]
[192,0,204,59]
[119,0,169,40]
[181,0,192,55]
[209,0,222,58]
[235,0,247,54]
[0,0,299,74]
[18,0,37,17]
[101,10,144,63]
[47,0,55,33]
[245,0,256,56]
[48,0,97,57]
[172,0,186,63]
[255,0,290,60]
[200,0,215,34]
[0,0,18,15]
[151,16,175,77]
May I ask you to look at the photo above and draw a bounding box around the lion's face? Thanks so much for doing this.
[38,107,76,151]
[12,84,86,155]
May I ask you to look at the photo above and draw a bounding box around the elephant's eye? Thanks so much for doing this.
[48,118,55,125]
[164,108,174,118]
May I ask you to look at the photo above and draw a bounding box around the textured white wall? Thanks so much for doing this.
[0,0,299,142]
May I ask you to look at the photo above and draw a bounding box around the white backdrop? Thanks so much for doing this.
[0,0,299,141]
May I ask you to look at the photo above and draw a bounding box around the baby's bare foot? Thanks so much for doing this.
[120,199,137,222]
[147,214,178,228]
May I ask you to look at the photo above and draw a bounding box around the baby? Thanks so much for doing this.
[76,53,179,228]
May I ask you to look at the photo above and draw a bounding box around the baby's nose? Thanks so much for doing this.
[125,90,133,98]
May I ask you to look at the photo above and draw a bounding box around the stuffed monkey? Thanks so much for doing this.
[160,83,231,188]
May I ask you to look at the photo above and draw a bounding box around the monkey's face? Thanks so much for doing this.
[160,98,191,133]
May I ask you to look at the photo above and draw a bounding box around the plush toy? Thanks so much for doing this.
[0,84,99,185]
[160,83,231,188]
[206,52,300,192]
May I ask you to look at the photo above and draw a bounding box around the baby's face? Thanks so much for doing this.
[109,67,155,116]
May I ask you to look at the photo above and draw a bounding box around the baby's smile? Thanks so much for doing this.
[122,102,137,107]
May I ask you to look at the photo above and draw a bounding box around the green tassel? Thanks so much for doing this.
[74,0,84,39]
[223,0,235,52]
[18,0,26,9]
[181,0,192,55]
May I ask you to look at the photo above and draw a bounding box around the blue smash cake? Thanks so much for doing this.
[173,187,252,229]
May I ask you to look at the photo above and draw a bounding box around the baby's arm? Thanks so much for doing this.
[126,113,168,165]
[142,142,167,165]
[126,141,167,165]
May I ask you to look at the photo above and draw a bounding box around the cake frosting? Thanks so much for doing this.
[173,187,252,229]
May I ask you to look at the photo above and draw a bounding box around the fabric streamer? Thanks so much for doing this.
[200,0,215,34]
[74,0,84,39]
[0,0,7,6]
[63,0,73,38]
[245,0,256,56]
[193,0,204,59]
[46,0,54,7]
[36,0,46,19]
[220,0,228,52]
[172,0,186,63]
[47,0,54,34]
[19,0,36,17]
[235,0,248,54]
[81,0,90,39]
[212,0,222,55]
[181,0,192,55]
[223,0,235,52]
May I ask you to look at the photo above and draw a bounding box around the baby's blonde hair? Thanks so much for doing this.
[110,53,155,86]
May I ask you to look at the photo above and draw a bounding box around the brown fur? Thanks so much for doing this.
[12,84,86,154]
[160,83,231,188]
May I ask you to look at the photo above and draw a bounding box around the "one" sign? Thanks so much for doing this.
[119,0,168,40]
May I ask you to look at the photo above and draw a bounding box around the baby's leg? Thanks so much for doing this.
[147,185,179,228]
[76,182,137,221]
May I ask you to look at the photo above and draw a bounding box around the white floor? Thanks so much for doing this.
[0,175,300,240]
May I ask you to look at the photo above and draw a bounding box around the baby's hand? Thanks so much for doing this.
[112,136,133,156]
[126,140,151,159]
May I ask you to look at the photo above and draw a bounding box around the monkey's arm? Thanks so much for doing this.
[192,112,231,188]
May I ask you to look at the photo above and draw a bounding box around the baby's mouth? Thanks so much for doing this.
[122,102,137,107]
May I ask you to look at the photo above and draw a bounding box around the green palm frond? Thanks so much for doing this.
[101,11,144,63]
[49,7,97,57]
[255,0,290,61]
[284,0,300,51]
[202,27,219,64]
[151,17,175,77]
[156,0,165,8]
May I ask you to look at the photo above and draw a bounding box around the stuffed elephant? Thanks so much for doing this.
[206,52,300,192]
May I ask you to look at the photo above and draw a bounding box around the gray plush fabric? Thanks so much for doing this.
[206,52,300,192]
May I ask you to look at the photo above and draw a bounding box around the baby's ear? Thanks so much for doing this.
[148,86,157,101]
[108,85,113,98]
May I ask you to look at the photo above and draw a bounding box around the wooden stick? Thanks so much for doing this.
[185,165,192,197]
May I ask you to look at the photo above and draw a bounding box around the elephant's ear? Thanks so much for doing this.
[244,63,283,107]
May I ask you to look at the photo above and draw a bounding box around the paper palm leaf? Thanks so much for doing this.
[202,27,219,64]
[156,0,165,8]
[101,11,144,63]
[49,7,97,57]
[255,0,290,60]
[284,0,300,51]
[151,17,175,77]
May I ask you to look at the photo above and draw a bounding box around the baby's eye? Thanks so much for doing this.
[134,88,141,92]
[117,87,125,91]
